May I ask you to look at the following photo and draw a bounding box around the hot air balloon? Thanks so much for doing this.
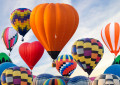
[104,64,120,77]
[1,66,32,85]
[10,8,31,41]
[67,76,92,85]
[92,74,120,85]
[56,55,77,77]
[0,52,12,64]
[43,78,66,85]
[54,76,70,84]
[113,55,120,64]
[19,41,44,70]
[30,3,79,63]
[0,62,16,85]
[33,74,54,85]
[71,38,104,76]
[101,22,120,57]
[2,27,18,53]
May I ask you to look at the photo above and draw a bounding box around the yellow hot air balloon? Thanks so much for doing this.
[1,66,32,85]
[71,38,104,76]
[10,8,31,41]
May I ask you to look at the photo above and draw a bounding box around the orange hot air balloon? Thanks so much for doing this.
[101,22,120,57]
[30,3,79,60]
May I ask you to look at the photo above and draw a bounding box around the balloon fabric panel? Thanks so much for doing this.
[43,78,66,85]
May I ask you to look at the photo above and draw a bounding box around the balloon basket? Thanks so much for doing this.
[21,37,24,41]
[52,62,56,67]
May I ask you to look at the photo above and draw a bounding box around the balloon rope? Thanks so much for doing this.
[22,37,24,41]
[88,73,89,78]
[9,52,10,56]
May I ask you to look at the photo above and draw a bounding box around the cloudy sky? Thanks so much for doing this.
[0,0,120,78]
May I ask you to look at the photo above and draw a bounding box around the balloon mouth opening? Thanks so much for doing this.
[111,51,119,57]
[30,66,33,70]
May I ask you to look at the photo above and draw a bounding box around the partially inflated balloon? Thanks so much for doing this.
[0,52,12,64]
[92,74,120,85]
[43,78,66,85]
[54,76,70,84]
[10,8,31,41]
[101,22,120,57]
[0,62,16,85]
[30,3,79,60]
[1,66,32,85]
[33,74,54,85]
[71,38,104,75]
[2,27,18,52]
[56,55,77,77]
[104,64,120,77]
[19,41,44,70]
[67,76,92,85]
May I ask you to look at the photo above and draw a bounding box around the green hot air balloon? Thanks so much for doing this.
[113,55,120,64]
[0,52,12,64]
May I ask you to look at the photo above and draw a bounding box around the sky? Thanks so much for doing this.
[0,0,120,78]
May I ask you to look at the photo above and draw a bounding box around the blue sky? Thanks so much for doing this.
[0,0,120,77]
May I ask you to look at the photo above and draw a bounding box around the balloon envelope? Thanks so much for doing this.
[33,74,54,85]
[71,38,104,75]
[101,22,120,56]
[2,27,18,52]
[92,74,120,85]
[0,52,12,64]
[30,3,79,60]
[10,8,31,41]
[1,66,32,85]
[54,76,70,84]
[67,76,92,85]
[0,62,16,85]
[56,55,77,77]
[19,41,44,70]
[43,78,66,85]
[113,55,120,64]
[104,64,120,77]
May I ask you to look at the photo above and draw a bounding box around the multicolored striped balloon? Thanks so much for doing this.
[33,74,54,85]
[71,38,104,75]
[54,76,70,84]
[10,8,31,41]
[101,22,120,57]
[1,66,32,85]
[43,78,66,85]
[0,62,16,85]
[56,55,77,77]
[2,27,18,52]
